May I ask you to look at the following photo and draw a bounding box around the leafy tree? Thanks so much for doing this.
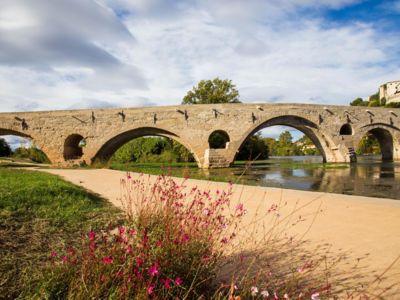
[182,78,240,104]
[13,146,50,163]
[263,138,278,156]
[236,133,269,161]
[350,97,368,106]
[0,138,12,157]
[112,137,194,164]
[296,135,320,156]
[357,134,380,155]
[278,131,293,147]
[368,99,380,107]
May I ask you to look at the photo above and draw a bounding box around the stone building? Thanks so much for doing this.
[379,80,400,104]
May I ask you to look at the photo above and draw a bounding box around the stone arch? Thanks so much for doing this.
[356,125,397,161]
[0,128,31,138]
[339,123,352,135]
[208,130,230,149]
[91,127,200,166]
[232,115,337,163]
[64,134,85,160]
[0,128,52,163]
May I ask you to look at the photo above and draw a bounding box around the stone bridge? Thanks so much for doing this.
[1,103,399,168]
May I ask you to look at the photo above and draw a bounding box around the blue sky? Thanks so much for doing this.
[0,0,400,142]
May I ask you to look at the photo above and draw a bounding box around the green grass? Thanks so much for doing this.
[0,169,122,299]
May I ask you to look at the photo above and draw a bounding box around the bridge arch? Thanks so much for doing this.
[0,128,31,138]
[0,128,52,163]
[208,130,230,149]
[356,124,399,161]
[64,134,85,160]
[91,127,201,166]
[339,123,353,135]
[231,115,337,163]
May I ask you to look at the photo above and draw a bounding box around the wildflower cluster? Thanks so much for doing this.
[43,174,245,299]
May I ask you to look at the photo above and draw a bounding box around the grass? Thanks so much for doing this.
[0,169,122,299]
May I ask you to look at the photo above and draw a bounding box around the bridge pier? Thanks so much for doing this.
[203,149,232,168]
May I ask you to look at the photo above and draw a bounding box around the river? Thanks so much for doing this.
[203,155,400,200]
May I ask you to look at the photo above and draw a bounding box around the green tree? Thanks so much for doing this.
[111,137,194,164]
[278,131,293,146]
[350,97,368,106]
[182,78,240,104]
[357,134,380,155]
[263,138,278,156]
[296,135,320,156]
[12,146,50,163]
[0,138,12,157]
[236,133,269,161]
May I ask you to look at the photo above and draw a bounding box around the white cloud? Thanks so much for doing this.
[0,0,399,114]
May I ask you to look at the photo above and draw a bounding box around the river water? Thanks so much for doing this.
[204,156,400,200]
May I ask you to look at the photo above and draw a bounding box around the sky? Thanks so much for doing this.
[1,0,400,144]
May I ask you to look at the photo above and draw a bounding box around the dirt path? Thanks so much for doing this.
[41,168,400,295]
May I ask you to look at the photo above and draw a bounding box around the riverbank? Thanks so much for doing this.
[42,168,400,295]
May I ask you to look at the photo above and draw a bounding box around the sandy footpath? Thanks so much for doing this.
[41,168,400,294]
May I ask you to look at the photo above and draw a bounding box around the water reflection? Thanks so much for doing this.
[204,156,400,200]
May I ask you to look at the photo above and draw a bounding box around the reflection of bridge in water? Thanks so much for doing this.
[224,157,398,199]
[1,103,400,168]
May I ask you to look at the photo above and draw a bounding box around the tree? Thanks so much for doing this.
[278,131,293,146]
[350,97,368,106]
[182,78,241,104]
[236,133,269,161]
[12,146,50,163]
[0,138,12,157]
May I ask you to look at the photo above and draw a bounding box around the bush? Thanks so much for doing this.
[385,102,400,108]
[40,174,245,299]
[0,138,12,157]
[13,146,50,163]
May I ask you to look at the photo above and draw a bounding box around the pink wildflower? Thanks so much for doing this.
[118,226,125,236]
[311,292,320,300]
[147,284,155,295]
[181,233,189,242]
[261,290,269,298]
[148,264,159,276]
[50,250,57,258]
[88,230,96,241]
[162,277,172,289]
[129,229,136,236]
[136,256,143,267]
[251,286,259,296]
[175,277,183,286]
[102,256,113,265]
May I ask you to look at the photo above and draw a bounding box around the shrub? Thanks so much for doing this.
[40,174,245,298]
[13,146,50,163]
[0,138,12,157]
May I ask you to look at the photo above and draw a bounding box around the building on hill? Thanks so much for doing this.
[379,80,400,105]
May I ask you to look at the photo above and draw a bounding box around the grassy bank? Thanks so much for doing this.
[0,169,122,299]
